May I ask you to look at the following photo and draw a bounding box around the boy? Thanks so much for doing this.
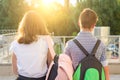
[64,8,109,80]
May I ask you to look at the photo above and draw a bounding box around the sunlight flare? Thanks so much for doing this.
[42,0,54,5]
[25,0,32,6]
[25,0,76,8]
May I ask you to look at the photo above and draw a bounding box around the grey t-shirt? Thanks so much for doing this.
[64,31,108,69]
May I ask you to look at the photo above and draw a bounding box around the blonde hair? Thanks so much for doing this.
[79,8,98,29]
[17,10,49,44]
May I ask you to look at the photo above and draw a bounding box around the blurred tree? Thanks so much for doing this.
[75,0,120,35]
[0,0,28,29]
[0,0,120,35]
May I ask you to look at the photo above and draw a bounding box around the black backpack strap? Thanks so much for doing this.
[73,39,89,56]
[54,55,59,64]
[48,55,59,80]
[91,39,101,56]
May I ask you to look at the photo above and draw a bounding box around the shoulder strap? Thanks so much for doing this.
[46,36,55,59]
[73,39,89,56]
[54,55,59,64]
[91,39,101,56]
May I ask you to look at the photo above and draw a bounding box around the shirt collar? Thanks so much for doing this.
[77,31,94,37]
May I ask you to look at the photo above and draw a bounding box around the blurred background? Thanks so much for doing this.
[0,0,120,80]
[0,0,120,35]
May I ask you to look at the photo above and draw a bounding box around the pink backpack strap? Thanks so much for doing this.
[46,36,55,60]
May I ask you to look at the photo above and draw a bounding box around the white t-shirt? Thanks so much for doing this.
[10,36,53,78]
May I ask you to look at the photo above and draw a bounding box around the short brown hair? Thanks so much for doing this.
[17,10,49,44]
[79,8,98,29]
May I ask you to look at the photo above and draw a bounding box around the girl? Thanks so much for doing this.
[10,11,54,80]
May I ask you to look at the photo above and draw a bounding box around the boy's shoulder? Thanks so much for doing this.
[66,39,75,46]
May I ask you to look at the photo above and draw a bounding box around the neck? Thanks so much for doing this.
[80,28,93,32]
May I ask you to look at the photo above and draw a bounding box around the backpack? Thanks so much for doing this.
[45,36,73,80]
[73,39,106,80]
[45,54,73,80]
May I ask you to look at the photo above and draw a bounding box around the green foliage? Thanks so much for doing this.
[54,43,63,54]
[72,32,78,36]
[0,0,120,35]
[0,0,29,29]
[76,0,120,35]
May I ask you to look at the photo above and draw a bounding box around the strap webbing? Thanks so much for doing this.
[46,36,55,59]
[91,39,101,56]
[73,39,89,56]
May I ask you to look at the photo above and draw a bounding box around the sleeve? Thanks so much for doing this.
[9,41,16,55]
[100,43,108,66]
[64,41,71,59]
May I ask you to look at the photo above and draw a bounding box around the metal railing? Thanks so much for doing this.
[0,29,17,34]
[0,33,120,64]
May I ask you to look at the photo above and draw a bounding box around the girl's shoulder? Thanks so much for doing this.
[11,40,18,46]
[9,40,18,53]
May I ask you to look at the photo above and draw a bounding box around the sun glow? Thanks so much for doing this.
[25,0,32,6]
[25,0,76,8]
[70,0,76,6]
[55,0,64,6]
[42,0,54,5]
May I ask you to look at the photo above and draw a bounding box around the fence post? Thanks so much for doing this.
[63,36,66,46]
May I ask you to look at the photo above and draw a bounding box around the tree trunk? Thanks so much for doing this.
[64,0,69,11]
